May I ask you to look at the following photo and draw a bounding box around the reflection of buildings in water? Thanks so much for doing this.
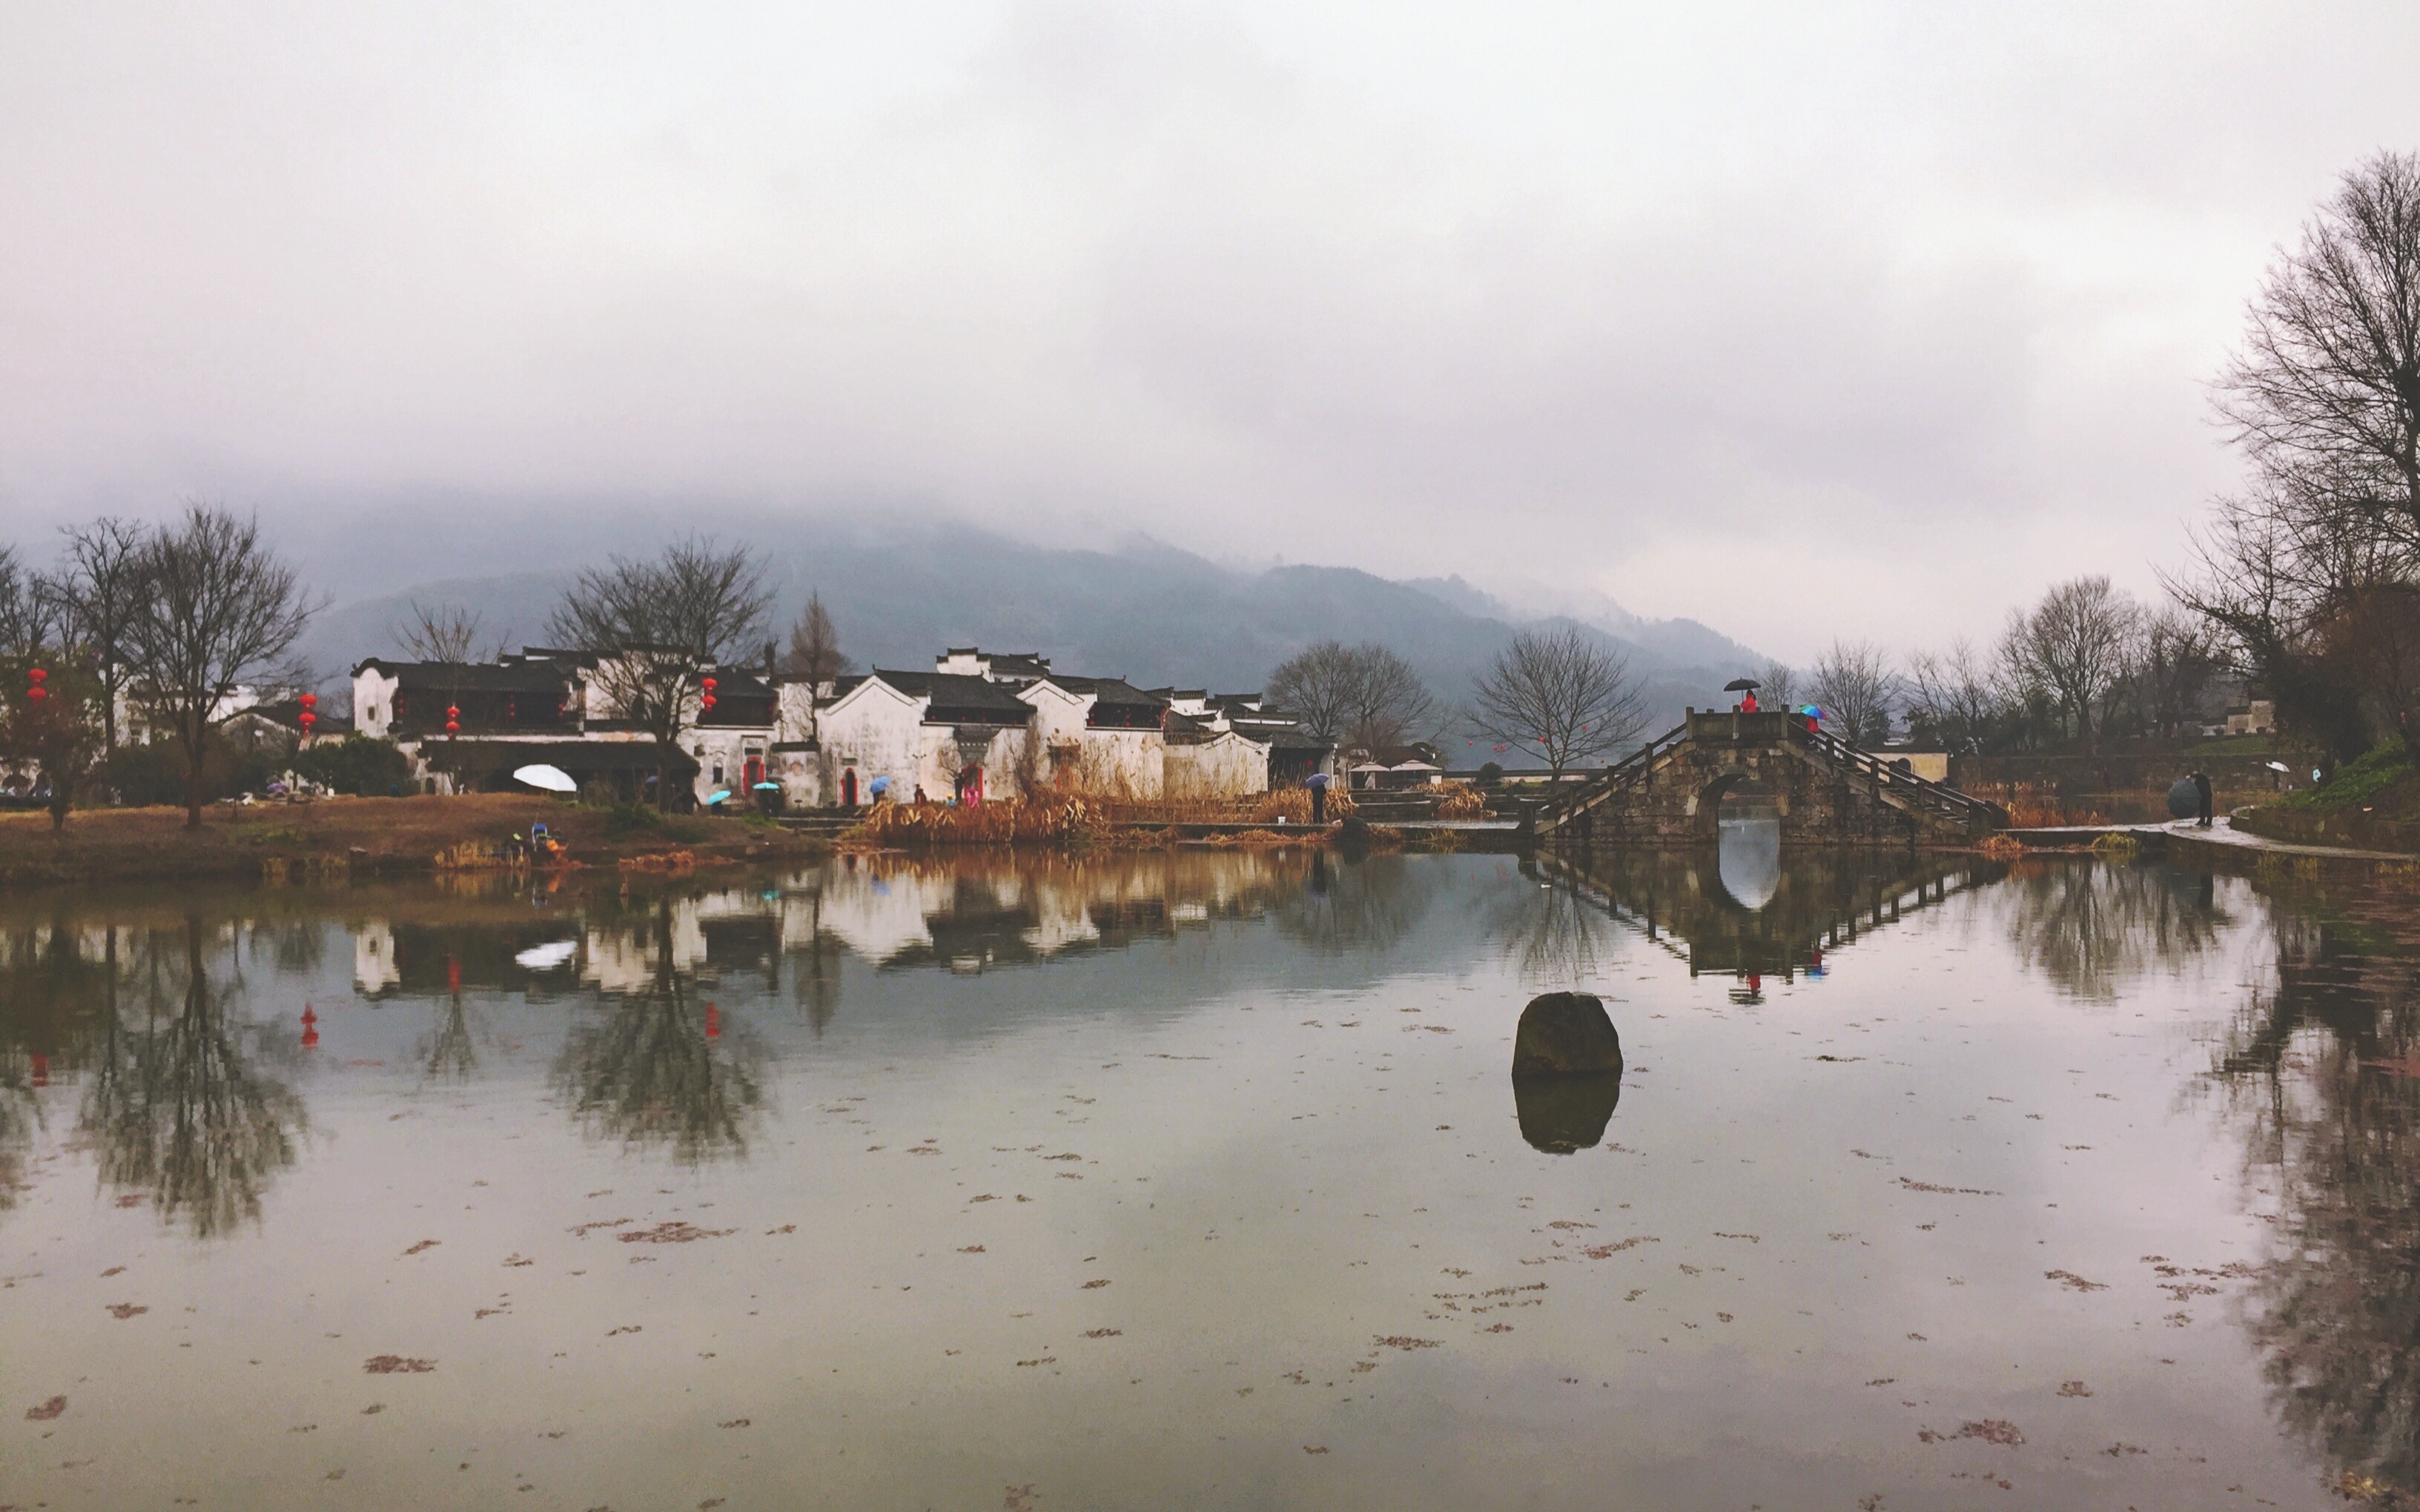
[812,852,1306,973]
[78,921,306,1238]
[1533,847,2000,989]
[354,921,399,995]
[2213,883,2420,1499]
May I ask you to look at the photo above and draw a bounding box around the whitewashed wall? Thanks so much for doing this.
[1164,732,1272,799]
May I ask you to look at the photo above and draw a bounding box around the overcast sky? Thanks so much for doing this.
[3,2,2416,660]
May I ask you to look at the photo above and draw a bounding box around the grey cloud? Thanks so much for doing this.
[1,1,2415,659]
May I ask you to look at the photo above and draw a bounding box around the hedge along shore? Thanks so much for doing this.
[0,792,824,886]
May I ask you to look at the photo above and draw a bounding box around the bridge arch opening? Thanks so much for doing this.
[1708,773,1781,909]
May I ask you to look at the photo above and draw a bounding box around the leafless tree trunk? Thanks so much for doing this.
[781,592,852,686]
[1810,640,1896,749]
[120,506,322,828]
[40,518,145,752]
[546,537,773,808]
[1467,624,1646,780]
[2000,577,2138,750]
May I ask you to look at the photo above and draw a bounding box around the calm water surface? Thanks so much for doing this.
[4,844,2416,1510]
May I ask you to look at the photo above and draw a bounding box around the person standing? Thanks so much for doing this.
[1308,769,1331,825]
[2192,769,2214,828]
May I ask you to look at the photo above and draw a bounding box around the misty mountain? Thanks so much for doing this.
[288,518,1763,749]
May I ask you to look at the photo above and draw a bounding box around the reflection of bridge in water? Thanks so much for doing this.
[1530,838,2006,994]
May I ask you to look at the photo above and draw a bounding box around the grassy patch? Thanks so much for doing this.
[2281,741,2416,813]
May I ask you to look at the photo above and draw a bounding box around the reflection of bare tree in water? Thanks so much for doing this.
[2217,883,2420,1502]
[421,992,477,1082]
[1272,854,1429,955]
[555,905,770,1163]
[0,1047,33,1213]
[0,907,125,1214]
[1489,872,1622,987]
[1998,861,2228,1002]
[78,919,306,1239]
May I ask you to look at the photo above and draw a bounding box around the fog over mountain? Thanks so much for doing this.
[291,510,1760,743]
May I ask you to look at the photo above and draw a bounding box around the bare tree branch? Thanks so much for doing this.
[1467,623,1646,780]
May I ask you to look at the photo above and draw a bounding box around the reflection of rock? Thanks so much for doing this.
[1513,1072,1622,1154]
[1512,992,1624,1075]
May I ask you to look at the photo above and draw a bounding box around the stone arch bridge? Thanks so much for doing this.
[1530,710,2006,848]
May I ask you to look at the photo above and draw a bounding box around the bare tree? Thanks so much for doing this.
[2174,153,2420,758]
[1467,624,1647,780]
[1810,640,1896,748]
[2132,607,2224,740]
[2000,576,2139,749]
[1343,644,1434,752]
[40,517,147,751]
[1904,637,2006,754]
[546,537,774,807]
[1756,660,1799,710]
[781,592,852,686]
[1266,641,1361,745]
[2215,150,2420,568]
[0,546,59,659]
[120,506,322,828]
[397,601,492,664]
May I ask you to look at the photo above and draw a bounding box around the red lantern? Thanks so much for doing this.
[300,711,316,729]
[300,1006,319,1050]
[704,1003,720,1040]
[25,686,44,703]
[26,668,44,683]
[701,694,717,711]
[298,692,316,708]
[446,705,460,720]
[701,677,718,693]
[446,719,460,733]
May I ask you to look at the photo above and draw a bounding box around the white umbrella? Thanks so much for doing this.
[513,763,578,793]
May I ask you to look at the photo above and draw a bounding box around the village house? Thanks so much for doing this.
[807,649,1332,808]
[340,643,1329,810]
[351,649,800,806]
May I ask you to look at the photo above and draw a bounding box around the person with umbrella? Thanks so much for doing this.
[1725,677,1761,714]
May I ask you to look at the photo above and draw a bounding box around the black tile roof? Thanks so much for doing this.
[354,657,577,693]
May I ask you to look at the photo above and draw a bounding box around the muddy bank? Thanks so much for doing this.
[0,793,824,885]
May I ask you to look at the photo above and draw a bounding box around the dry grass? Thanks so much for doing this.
[1976,834,2028,861]
[850,784,1365,849]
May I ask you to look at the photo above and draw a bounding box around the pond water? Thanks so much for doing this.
[4,846,2416,1510]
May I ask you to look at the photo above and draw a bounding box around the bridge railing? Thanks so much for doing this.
[1528,714,2009,836]
[1791,721,2006,830]
[1529,722,1690,833]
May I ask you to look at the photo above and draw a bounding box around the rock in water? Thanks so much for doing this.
[1512,992,1624,1076]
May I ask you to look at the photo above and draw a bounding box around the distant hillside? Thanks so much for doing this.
[290,518,1763,759]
